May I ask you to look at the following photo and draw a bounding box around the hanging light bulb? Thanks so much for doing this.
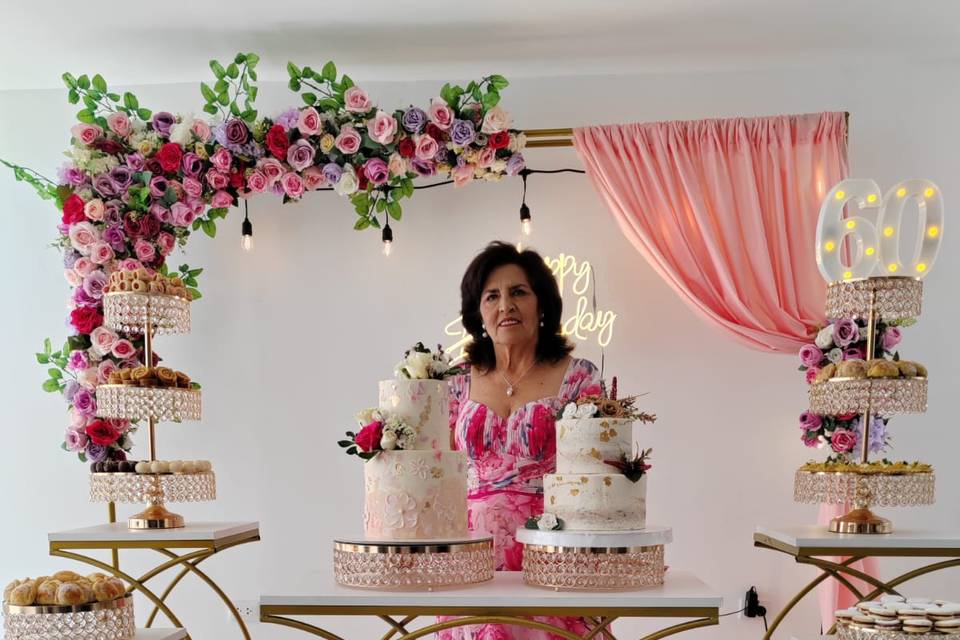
[240,200,253,252]
[519,169,532,236]
[382,222,393,257]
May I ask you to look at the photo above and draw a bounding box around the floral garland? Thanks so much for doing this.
[5,53,524,465]
[795,316,912,459]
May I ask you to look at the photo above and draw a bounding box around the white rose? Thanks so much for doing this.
[380,431,398,450]
[168,115,194,146]
[334,169,358,196]
[815,326,834,349]
[575,403,597,419]
[404,352,433,379]
[481,106,512,134]
[827,348,843,364]
[537,513,559,531]
[561,403,578,420]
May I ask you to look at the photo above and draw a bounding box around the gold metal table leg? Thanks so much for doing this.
[379,615,417,640]
[639,616,719,640]
[260,614,347,640]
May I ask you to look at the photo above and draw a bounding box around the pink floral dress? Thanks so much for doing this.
[439,357,602,640]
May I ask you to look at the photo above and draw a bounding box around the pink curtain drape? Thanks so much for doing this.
[573,112,848,352]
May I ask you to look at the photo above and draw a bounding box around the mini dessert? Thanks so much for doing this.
[835,608,857,622]
[106,268,192,300]
[899,607,929,620]
[92,459,213,474]
[874,618,902,631]
[936,618,960,634]
[881,595,906,604]
[932,605,960,620]
[902,617,933,634]
[868,605,897,621]
[107,365,195,389]
[852,614,876,627]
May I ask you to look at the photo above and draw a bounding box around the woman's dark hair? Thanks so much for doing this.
[460,241,573,371]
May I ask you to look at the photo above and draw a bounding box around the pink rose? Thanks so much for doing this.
[182,176,203,198]
[69,222,100,255]
[73,257,95,277]
[428,98,453,130]
[69,409,87,430]
[170,202,195,227]
[210,148,233,172]
[97,359,118,384]
[799,344,824,368]
[477,147,496,168]
[368,110,398,145]
[363,158,389,185]
[452,163,475,187]
[70,123,103,145]
[335,126,362,154]
[120,258,141,272]
[90,241,115,265]
[76,367,98,389]
[245,170,268,192]
[388,153,407,178]
[111,339,136,359]
[106,113,132,137]
[805,367,820,384]
[191,119,211,142]
[205,170,229,190]
[90,326,118,356]
[211,190,233,208]
[257,158,284,184]
[414,134,438,161]
[344,87,372,113]
[84,198,105,221]
[830,428,858,454]
[280,172,305,198]
[156,231,176,256]
[883,327,902,351]
[301,166,326,190]
[297,107,322,136]
[64,269,82,287]
[134,239,156,263]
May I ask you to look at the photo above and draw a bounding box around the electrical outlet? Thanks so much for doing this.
[231,600,258,621]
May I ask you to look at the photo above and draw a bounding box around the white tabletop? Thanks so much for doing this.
[516,525,672,548]
[261,570,721,612]
[755,525,960,555]
[135,630,187,640]
[49,521,259,545]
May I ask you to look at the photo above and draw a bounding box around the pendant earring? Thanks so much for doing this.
[539,315,545,327]
[481,325,488,338]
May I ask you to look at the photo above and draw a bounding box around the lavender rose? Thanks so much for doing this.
[151,112,176,138]
[322,162,343,185]
[411,158,436,177]
[103,225,126,251]
[286,139,317,172]
[82,271,108,299]
[798,344,823,368]
[93,174,117,197]
[110,166,133,192]
[832,318,860,348]
[181,152,204,178]
[73,388,97,417]
[853,416,888,454]
[126,153,146,171]
[64,428,88,452]
[86,443,108,462]
[224,118,250,145]
[401,107,428,134]
[450,119,476,146]
[63,249,81,269]
[506,153,525,176]
[363,158,389,185]
[799,411,822,431]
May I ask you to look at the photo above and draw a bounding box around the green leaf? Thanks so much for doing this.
[203,104,219,115]
[230,101,241,116]
[76,109,95,124]
[302,92,317,105]
[36,353,49,364]
[302,66,314,78]
[78,451,88,463]
[226,62,239,79]
[106,92,121,101]
[218,92,229,106]
[249,69,258,81]
[62,72,77,88]
[202,219,217,238]
[200,82,216,102]
[234,53,247,64]
[353,217,371,230]
[123,92,139,110]
[77,74,90,90]
[137,107,152,120]
[214,78,229,94]
[188,268,204,277]
[83,95,98,111]
[44,338,52,355]
[187,288,202,300]
[210,60,226,79]
[192,218,202,231]
[92,74,107,92]
[48,368,62,379]
[67,89,79,104]
[387,200,402,220]
[482,91,501,110]
[341,74,354,89]
[288,78,301,92]
[42,379,60,393]
[488,74,509,91]
[287,61,301,78]
[375,198,387,213]
[241,109,257,123]
[322,60,337,82]
[246,53,260,65]
[249,86,259,102]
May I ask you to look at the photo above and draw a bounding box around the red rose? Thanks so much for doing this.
[93,139,124,156]
[266,124,290,159]
[85,420,119,446]
[156,143,183,173]
[123,214,141,238]
[62,194,86,225]
[139,214,160,239]
[836,412,858,422]
[397,137,416,158]
[354,421,384,452]
[356,165,368,191]
[488,131,510,150]
[229,169,245,190]
[145,158,163,175]
[70,307,103,334]
[425,123,444,141]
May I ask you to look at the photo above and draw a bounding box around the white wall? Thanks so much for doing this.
[1,58,958,640]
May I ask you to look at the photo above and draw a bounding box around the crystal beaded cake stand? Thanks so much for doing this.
[837,620,943,640]
[96,291,201,529]
[89,472,217,528]
[2,596,135,640]
[516,526,673,591]
[332,534,495,590]
[803,277,932,534]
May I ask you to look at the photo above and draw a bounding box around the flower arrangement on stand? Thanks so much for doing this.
[4,52,525,464]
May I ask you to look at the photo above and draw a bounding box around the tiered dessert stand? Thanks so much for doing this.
[95,290,211,529]
[794,277,934,534]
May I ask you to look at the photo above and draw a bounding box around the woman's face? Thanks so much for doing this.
[479,263,540,349]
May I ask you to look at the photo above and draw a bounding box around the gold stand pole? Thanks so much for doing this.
[829,289,892,534]
[128,301,184,530]
[108,502,120,569]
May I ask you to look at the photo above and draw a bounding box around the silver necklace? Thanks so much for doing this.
[498,361,537,397]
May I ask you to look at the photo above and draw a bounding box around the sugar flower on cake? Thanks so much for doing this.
[339,408,418,460]
[604,447,653,483]
[558,376,657,423]
[394,342,467,380]
[524,513,563,531]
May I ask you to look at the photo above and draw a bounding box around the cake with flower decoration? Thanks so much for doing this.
[533,378,657,532]
[339,343,469,540]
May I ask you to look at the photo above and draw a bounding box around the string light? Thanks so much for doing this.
[519,169,532,236]
[382,220,393,257]
[241,200,253,252]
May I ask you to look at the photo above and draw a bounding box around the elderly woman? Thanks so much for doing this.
[441,241,602,640]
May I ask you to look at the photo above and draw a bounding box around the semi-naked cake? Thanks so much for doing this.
[544,417,646,530]
[363,378,468,540]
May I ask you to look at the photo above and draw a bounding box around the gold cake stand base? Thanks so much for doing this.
[829,507,892,534]
[129,504,185,530]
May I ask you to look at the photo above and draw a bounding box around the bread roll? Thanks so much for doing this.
[56,582,86,606]
[8,582,37,606]
[36,579,61,605]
